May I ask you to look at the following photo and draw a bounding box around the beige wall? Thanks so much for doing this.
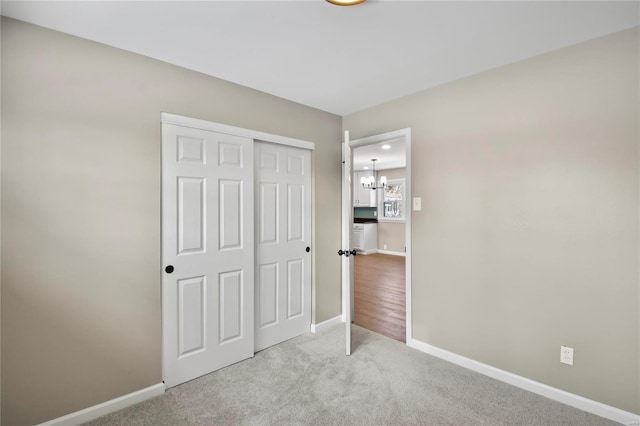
[377,167,406,252]
[0,18,342,425]
[377,222,405,253]
[345,27,640,414]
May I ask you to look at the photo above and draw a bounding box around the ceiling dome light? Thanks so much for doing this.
[326,0,367,6]
[381,144,391,150]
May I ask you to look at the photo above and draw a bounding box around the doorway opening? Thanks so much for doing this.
[345,129,412,344]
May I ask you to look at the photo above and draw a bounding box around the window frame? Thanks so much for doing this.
[379,178,406,223]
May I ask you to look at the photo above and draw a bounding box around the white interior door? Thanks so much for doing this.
[342,131,354,355]
[255,142,312,351]
[162,123,254,388]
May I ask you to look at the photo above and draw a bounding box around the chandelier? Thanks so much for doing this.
[361,159,387,190]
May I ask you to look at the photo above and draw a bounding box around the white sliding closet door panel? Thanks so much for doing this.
[255,142,312,351]
[162,124,254,388]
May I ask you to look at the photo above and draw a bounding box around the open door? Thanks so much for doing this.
[341,131,355,355]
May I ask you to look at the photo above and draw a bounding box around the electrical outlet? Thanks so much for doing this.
[560,346,574,366]
[373,210,377,217]
[383,244,387,250]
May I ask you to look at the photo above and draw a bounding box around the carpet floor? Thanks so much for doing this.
[85,324,616,425]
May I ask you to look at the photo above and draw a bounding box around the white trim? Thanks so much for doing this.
[407,339,640,426]
[347,128,412,344]
[379,178,406,222]
[310,315,343,333]
[38,383,165,426]
[377,249,406,257]
[350,128,409,149]
[405,129,412,344]
[161,112,315,151]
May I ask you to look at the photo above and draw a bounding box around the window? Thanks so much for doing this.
[381,179,405,221]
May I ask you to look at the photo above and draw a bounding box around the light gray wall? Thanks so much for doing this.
[344,27,640,414]
[0,17,342,425]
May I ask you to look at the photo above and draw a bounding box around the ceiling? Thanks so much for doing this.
[2,1,638,116]
[353,139,405,171]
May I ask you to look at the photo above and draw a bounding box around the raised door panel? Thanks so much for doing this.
[258,263,278,328]
[219,180,242,250]
[287,184,304,242]
[287,259,303,319]
[178,276,206,357]
[178,178,206,255]
[219,270,243,343]
[287,152,305,176]
[259,183,278,245]
[178,136,206,164]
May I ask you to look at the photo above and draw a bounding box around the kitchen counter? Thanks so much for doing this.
[354,218,378,224]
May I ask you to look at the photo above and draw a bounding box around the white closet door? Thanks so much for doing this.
[255,142,312,351]
[162,123,254,388]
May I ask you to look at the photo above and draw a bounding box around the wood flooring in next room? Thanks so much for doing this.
[353,253,406,342]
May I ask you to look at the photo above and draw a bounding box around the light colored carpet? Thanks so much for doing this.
[85,324,616,425]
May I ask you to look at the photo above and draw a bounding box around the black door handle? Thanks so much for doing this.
[306,246,310,253]
[338,249,344,256]
[165,265,174,274]
[350,249,357,256]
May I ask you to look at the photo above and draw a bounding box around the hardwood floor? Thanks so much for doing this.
[353,253,406,342]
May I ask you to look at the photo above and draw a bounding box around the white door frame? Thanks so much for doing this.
[160,112,315,384]
[341,132,354,355]
[342,128,412,344]
[161,114,315,151]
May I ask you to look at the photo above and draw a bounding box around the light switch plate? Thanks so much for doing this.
[413,197,422,211]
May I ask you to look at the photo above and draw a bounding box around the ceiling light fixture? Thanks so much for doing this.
[381,144,391,150]
[326,0,367,6]
[361,159,387,190]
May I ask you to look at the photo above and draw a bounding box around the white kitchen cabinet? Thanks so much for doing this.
[352,225,364,251]
[353,171,377,207]
[352,222,378,255]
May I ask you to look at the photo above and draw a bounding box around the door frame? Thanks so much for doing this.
[342,128,412,344]
[160,112,315,384]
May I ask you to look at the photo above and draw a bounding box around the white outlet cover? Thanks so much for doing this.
[560,346,574,366]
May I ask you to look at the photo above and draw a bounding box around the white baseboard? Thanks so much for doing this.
[39,383,165,426]
[376,249,406,257]
[311,315,343,333]
[355,249,378,255]
[407,339,640,426]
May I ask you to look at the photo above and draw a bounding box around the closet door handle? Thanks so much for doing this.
[165,265,174,274]
[306,246,311,253]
